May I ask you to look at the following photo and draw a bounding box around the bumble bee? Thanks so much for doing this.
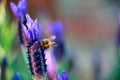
[40,35,57,49]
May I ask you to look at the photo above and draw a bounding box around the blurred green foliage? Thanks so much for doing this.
[0,1,32,80]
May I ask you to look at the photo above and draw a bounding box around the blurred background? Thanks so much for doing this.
[0,0,120,80]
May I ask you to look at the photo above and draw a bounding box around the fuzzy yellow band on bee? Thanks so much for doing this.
[40,39,52,49]
[39,35,57,49]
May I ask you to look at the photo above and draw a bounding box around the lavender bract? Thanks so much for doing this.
[22,14,42,42]
[10,0,27,18]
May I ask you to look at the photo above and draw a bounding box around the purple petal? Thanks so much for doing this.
[22,24,34,40]
[37,23,42,39]
[18,0,27,14]
[26,14,33,28]
[32,19,39,39]
[28,30,33,40]
[22,24,30,39]
[10,2,19,17]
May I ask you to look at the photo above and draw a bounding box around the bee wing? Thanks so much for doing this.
[51,42,57,47]
[49,35,56,41]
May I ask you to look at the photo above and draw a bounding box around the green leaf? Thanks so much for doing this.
[11,52,33,80]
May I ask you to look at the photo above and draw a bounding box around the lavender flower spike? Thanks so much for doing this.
[22,14,42,42]
[10,0,27,18]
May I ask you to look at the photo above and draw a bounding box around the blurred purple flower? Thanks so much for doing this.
[48,20,65,61]
[54,70,68,80]
[55,74,62,80]
[49,20,63,40]
[2,56,7,66]
[45,50,56,80]
[1,56,7,80]
[12,73,20,80]
[10,0,27,18]
[61,71,68,80]
[22,14,42,42]
[46,50,56,73]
